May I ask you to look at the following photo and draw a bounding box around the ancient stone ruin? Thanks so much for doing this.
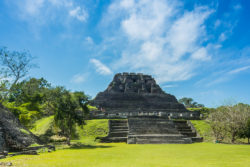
[0,103,39,152]
[92,73,203,144]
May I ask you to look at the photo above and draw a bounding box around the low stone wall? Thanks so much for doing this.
[90,110,201,120]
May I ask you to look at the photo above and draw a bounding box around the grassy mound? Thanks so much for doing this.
[191,120,214,142]
[31,116,54,136]
[31,116,109,143]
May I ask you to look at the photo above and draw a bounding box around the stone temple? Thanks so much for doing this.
[92,73,203,144]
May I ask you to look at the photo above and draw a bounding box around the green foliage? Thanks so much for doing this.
[20,128,30,135]
[0,80,10,101]
[188,107,213,119]
[191,120,213,142]
[207,103,250,143]
[3,101,41,128]
[31,116,55,136]
[75,119,109,141]
[238,119,250,143]
[179,97,204,108]
[0,47,35,87]
[53,88,89,145]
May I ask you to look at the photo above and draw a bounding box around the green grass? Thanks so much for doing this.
[2,143,250,167]
[31,116,54,136]
[191,120,214,142]
[75,119,109,144]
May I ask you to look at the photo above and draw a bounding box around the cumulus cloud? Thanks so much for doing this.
[90,59,113,75]
[102,0,214,83]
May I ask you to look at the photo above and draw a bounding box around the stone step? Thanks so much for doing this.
[110,123,128,126]
[136,139,190,144]
[110,120,128,123]
[111,129,129,132]
[128,135,192,144]
[178,129,193,132]
[175,124,190,127]
[109,131,128,137]
[176,127,191,130]
[191,137,203,143]
[181,132,197,137]
[100,137,127,143]
[111,126,128,129]
[173,120,187,123]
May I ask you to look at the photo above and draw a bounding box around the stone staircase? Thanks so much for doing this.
[97,120,128,143]
[97,118,203,144]
[127,117,192,144]
[174,120,203,143]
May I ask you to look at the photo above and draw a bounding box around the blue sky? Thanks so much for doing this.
[0,0,250,107]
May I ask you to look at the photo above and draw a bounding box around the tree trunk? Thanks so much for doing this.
[231,132,236,143]
[66,137,71,145]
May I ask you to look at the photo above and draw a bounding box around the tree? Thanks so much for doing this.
[207,108,228,142]
[238,119,250,144]
[0,80,10,101]
[0,47,35,88]
[53,88,89,145]
[178,97,204,108]
[208,103,250,143]
[3,78,51,127]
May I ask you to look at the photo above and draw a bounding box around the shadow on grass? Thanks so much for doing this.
[67,142,114,150]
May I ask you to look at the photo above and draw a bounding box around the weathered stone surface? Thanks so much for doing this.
[97,120,128,143]
[93,73,203,144]
[0,103,39,151]
[98,118,202,144]
[92,73,200,119]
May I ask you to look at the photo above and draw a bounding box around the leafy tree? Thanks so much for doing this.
[178,97,204,108]
[0,80,10,101]
[208,103,250,143]
[0,47,35,88]
[8,78,50,103]
[3,78,51,127]
[207,108,228,142]
[53,88,89,145]
[239,119,250,144]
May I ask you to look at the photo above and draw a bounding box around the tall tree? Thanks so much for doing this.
[0,47,35,87]
[208,103,250,143]
[238,119,250,144]
[53,88,89,145]
[178,97,204,108]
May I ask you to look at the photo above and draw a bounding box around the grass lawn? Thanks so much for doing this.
[2,143,250,167]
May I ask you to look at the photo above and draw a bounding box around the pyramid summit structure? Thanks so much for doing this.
[92,72,200,119]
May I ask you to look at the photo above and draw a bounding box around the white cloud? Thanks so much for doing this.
[71,73,88,84]
[228,66,250,74]
[90,59,113,75]
[191,47,210,61]
[197,65,250,87]
[13,0,88,23]
[69,6,88,22]
[103,0,214,83]
[162,84,178,88]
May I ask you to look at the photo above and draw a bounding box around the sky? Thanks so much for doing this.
[0,0,250,107]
